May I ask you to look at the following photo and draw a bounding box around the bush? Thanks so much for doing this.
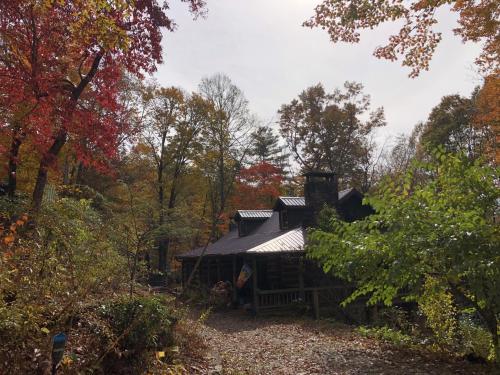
[57,184,108,212]
[419,276,458,348]
[375,306,413,332]
[459,315,494,361]
[0,196,128,373]
[358,326,414,347]
[99,296,177,354]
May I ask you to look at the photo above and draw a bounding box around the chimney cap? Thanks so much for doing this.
[303,170,335,178]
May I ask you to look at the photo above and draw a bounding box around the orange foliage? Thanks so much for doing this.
[475,75,499,164]
[0,213,28,247]
[232,162,284,210]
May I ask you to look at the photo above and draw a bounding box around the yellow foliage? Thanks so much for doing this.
[419,276,458,347]
[61,355,73,366]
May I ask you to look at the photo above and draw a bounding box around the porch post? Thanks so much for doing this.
[252,256,259,314]
[232,255,237,303]
[197,258,201,286]
[313,288,320,320]
[207,258,211,286]
[180,261,185,287]
[298,256,305,301]
[216,257,221,281]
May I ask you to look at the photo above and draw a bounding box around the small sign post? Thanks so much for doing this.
[51,332,67,375]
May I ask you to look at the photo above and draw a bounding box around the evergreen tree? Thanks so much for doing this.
[249,126,289,169]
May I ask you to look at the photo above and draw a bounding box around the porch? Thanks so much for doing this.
[181,253,351,318]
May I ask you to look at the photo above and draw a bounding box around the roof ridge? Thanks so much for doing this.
[237,209,273,211]
[339,187,354,192]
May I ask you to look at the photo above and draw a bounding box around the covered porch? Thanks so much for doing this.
[181,252,351,318]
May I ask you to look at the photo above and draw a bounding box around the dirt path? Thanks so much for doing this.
[187,309,487,375]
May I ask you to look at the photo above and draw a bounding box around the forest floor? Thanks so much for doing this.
[180,309,489,375]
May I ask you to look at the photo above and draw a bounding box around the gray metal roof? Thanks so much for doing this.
[178,187,363,259]
[277,196,306,207]
[236,210,273,219]
[338,188,356,202]
[178,212,293,258]
[247,228,305,253]
[276,189,356,208]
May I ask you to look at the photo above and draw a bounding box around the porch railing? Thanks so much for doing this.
[257,288,312,308]
[256,286,345,318]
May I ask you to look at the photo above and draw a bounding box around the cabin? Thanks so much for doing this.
[177,171,373,317]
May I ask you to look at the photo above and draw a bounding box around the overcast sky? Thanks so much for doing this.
[155,0,483,146]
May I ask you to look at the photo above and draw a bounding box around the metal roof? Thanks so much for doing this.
[277,196,306,207]
[276,189,357,208]
[236,210,273,219]
[178,187,363,259]
[338,188,356,202]
[178,212,290,258]
[247,228,305,253]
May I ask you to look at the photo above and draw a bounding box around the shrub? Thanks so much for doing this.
[57,184,108,212]
[99,296,177,354]
[358,326,414,347]
[459,315,494,361]
[0,196,128,373]
[419,276,458,348]
[376,306,413,332]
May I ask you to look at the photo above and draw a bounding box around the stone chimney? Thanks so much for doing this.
[303,171,338,226]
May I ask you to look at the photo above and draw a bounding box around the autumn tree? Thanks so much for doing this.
[198,73,256,229]
[183,74,256,288]
[305,0,499,77]
[142,85,214,273]
[380,123,424,179]
[278,81,385,189]
[232,162,284,210]
[474,75,499,164]
[0,0,205,210]
[61,74,146,187]
[418,90,493,160]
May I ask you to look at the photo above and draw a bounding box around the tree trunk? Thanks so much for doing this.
[157,135,167,273]
[62,154,70,185]
[32,129,67,211]
[67,159,84,185]
[157,185,167,273]
[31,52,103,211]
[7,126,23,198]
[160,176,179,274]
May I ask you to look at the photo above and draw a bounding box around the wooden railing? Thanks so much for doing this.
[256,286,345,318]
[258,288,312,308]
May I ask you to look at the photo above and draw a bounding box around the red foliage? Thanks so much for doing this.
[232,162,284,210]
[0,0,205,171]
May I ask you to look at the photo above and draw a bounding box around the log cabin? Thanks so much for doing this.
[177,171,373,317]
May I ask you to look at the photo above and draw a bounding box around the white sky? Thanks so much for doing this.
[154,0,483,146]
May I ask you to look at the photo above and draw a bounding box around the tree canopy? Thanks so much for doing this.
[419,90,492,159]
[248,126,289,169]
[278,81,385,189]
[0,0,206,210]
[306,0,499,77]
[308,150,500,358]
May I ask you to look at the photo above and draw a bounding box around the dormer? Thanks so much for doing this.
[337,187,373,222]
[273,197,307,230]
[233,210,273,236]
